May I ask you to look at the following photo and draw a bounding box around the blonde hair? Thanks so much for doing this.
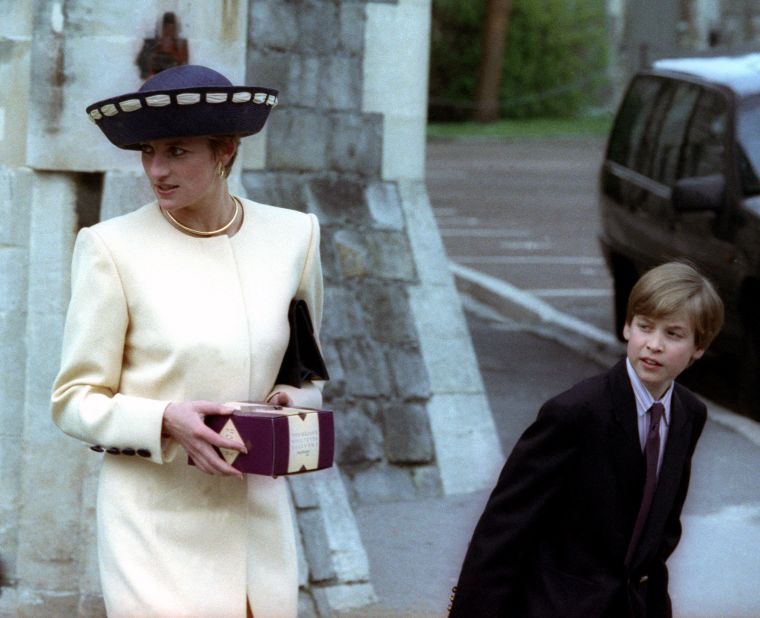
[626,262,724,350]
[208,135,241,178]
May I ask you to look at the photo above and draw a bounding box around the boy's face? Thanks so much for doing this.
[623,312,704,399]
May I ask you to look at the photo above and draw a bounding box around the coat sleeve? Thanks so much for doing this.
[449,397,580,617]
[266,213,325,410]
[51,227,173,464]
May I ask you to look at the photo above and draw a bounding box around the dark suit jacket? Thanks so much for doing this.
[448,359,706,618]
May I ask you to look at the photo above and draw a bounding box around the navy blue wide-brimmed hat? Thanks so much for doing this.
[86,65,278,150]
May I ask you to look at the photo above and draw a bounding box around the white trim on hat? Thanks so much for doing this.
[206,92,228,103]
[101,104,118,117]
[232,91,252,103]
[119,99,142,112]
[146,94,171,107]
[177,93,201,105]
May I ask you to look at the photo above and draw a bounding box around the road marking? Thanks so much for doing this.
[439,228,533,238]
[453,255,605,265]
[436,217,482,227]
[499,240,551,250]
[531,288,611,297]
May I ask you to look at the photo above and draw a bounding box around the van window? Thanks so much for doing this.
[738,96,760,195]
[607,76,662,170]
[679,89,727,180]
[649,82,700,185]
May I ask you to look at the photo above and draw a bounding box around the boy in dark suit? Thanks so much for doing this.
[448,262,724,618]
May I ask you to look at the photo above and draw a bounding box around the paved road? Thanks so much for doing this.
[426,137,613,333]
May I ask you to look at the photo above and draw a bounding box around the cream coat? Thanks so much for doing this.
[51,199,324,618]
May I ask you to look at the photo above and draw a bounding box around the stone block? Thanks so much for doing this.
[322,285,367,341]
[327,113,382,175]
[387,347,431,400]
[297,509,336,582]
[0,248,28,312]
[346,462,417,504]
[339,3,367,54]
[241,170,282,208]
[334,406,384,464]
[0,434,20,588]
[15,589,79,618]
[270,172,309,212]
[76,594,107,618]
[398,179,455,286]
[297,590,319,618]
[0,311,27,417]
[383,402,435,463]
[408,284,485,394]
[312,582,377,615]
[266,109,328,172]
[290,495,309,589]
[26,172,77,315]
[320,55,362,111]
[361,281,417,344]
[0,166,32,246]
[426,393,504,495]
[288,474,319,510]
[411,464,443,497]
[365,181,404,230]
[246,49,292,96]
[76,458,101,600]
[320,342,345,398]
[0,35,31,167]
[337,339,391,398]
[286,54,321,105]
[333,229,369,278]
[370,230,416,281]
[363,0,430,181]
[250,0,298,50]
[296,0,339,55]
[305,177,367,227]
[100,170,153,221]
[308,467,371,582]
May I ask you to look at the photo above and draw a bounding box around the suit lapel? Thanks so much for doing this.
[609,360,644,490]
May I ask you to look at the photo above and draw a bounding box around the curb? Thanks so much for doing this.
[449,260,760,448]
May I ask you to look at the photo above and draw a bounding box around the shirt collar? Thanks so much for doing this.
[625,357,672,426]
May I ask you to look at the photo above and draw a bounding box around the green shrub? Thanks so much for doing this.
[429,0,609,121]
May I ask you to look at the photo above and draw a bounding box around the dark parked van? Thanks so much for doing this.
[598,54,760,418]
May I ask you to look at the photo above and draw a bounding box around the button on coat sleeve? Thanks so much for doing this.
[51,227,172,463]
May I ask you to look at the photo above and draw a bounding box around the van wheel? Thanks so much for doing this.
[611,258,637,341]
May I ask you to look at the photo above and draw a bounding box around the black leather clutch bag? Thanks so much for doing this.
[275,299,330,388]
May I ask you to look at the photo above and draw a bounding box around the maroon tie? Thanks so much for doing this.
[625,402,664,567]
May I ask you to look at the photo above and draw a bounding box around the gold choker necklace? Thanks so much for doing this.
[162,196,241,237]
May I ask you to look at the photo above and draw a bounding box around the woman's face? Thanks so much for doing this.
[140,137,223,212]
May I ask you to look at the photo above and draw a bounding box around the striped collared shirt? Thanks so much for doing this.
[625,357,672,476]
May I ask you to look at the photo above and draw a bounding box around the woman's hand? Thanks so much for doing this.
[162,401,246,477]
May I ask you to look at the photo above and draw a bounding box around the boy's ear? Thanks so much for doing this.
[692,347,705,361]
[622,322,631,341]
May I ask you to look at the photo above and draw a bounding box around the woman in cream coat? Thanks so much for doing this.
[51,65,323,618]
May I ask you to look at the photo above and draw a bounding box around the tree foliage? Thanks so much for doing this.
[429,0,609,121]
